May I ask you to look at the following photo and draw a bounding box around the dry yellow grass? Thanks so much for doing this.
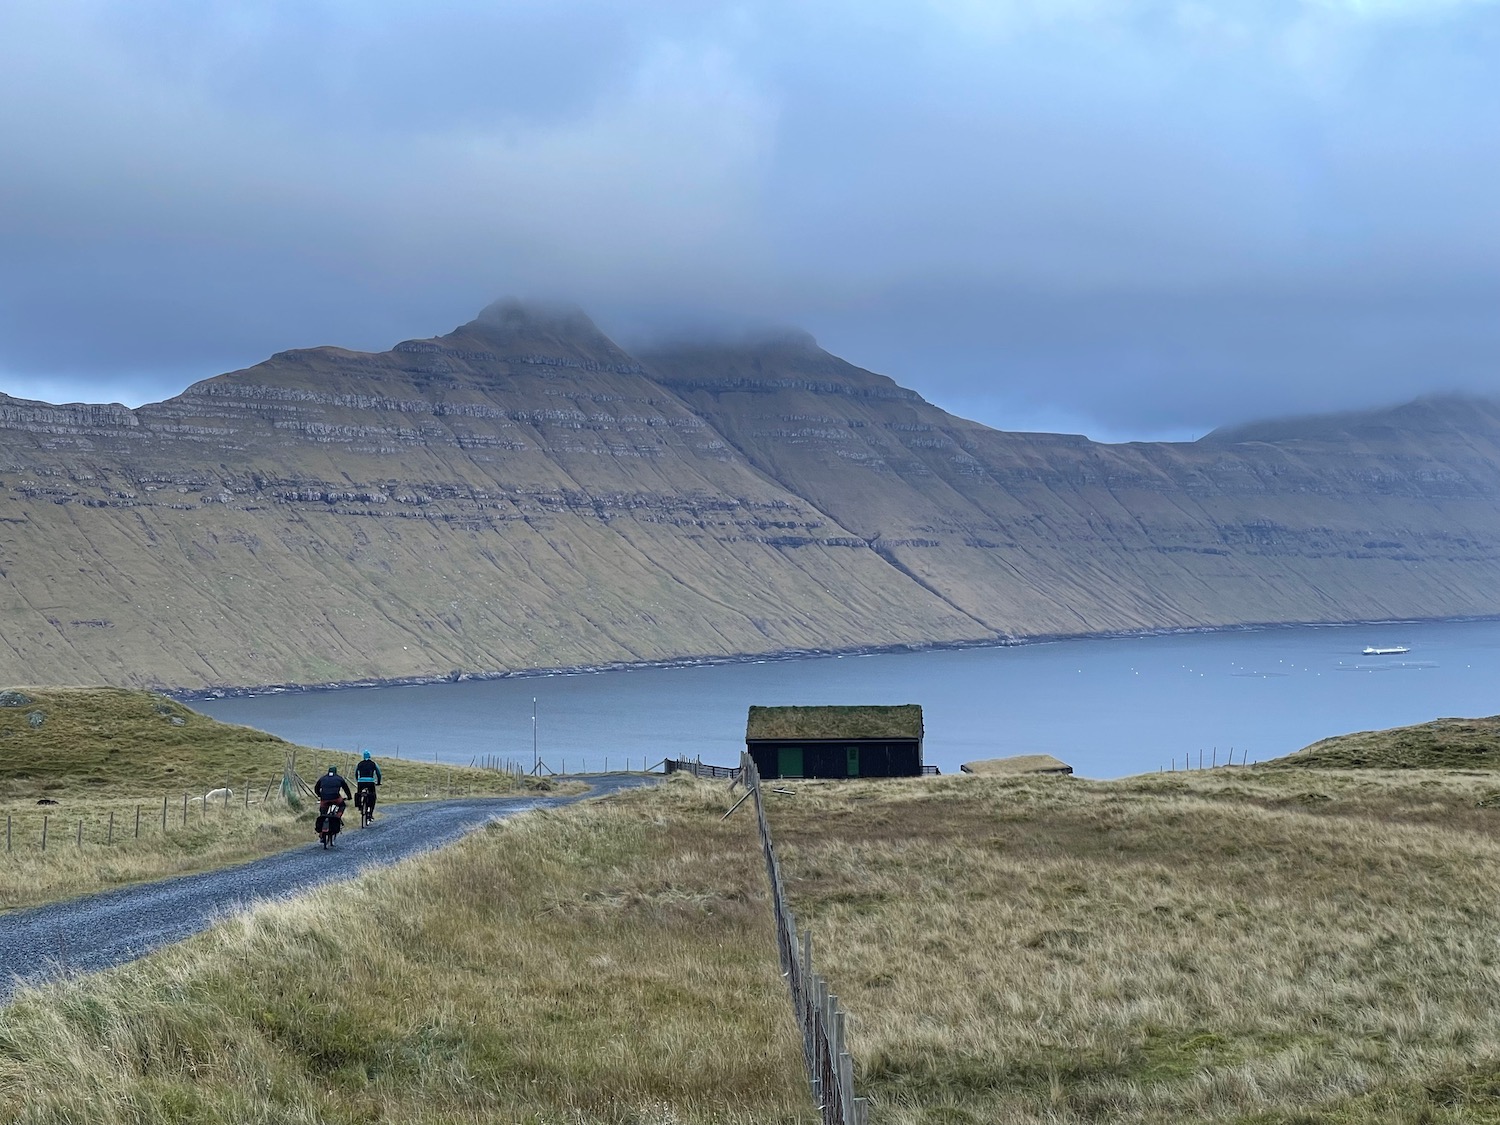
[762,767,1500,1124]
[0,776,815,1124]
[0,795,307,912]
[0,686,576,912]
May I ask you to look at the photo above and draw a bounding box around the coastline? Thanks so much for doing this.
[168,612,1500,702]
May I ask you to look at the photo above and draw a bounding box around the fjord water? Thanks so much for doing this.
[194,618,1500,779]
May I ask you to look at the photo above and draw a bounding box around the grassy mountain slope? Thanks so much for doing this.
[1270,714,1500,770]
[644,338,1500,637]
[3,301,1500,689]
[0,303,982,689]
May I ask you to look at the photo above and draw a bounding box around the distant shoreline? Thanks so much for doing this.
[169,612,1500,702]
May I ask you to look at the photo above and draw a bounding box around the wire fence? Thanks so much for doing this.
[5,748,537,853]
[664,756,740,780]
[740,751,869,1125]
[1158,747,1257,772]
[4,776,284,853]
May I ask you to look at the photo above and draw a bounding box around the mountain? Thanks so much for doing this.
[1,300,1498,691]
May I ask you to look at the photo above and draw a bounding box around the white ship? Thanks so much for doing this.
[1362,645,1410,656]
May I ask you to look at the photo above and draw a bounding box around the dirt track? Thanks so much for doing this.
[0,775,651,1003]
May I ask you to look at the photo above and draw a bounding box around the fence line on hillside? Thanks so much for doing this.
[4,778,283,853]
[741,751,869,1125]
[7,746,599,855]
[1157,747,1260,772]
[664,756,740,780]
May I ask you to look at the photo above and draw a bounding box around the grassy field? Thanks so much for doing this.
[0,687,570,912]
[0,775,814,1124]
[761,761,1500,1124]
[1270,714,1500,770]
[10,704,1500,1122]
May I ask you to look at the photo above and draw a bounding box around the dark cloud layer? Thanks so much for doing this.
[3,0,1499,438]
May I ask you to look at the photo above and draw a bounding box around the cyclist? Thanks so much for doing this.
[354,750,382,822]
[314,765,352,831]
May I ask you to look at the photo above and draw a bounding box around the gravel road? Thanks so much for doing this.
[0,774,652,1004]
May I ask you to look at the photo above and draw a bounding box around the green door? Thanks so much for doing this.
[847,746,860,777]
[778,746,804,778]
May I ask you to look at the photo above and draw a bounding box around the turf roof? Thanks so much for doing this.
[746,704,923,741]
[960,755,1073,775]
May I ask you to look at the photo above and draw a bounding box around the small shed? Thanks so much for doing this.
[746,704,923,779]
[961,755,1073,776]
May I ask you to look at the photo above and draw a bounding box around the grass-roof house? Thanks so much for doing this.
[746,704,924,779]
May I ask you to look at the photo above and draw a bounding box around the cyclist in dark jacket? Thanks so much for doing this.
[354,750,382,819]
[314,766,352,813]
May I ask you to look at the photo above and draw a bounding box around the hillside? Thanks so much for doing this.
[3,300,1500,689]
[1271,715,1500,771]
[0,686,558,910]
[9,768,1500,1121]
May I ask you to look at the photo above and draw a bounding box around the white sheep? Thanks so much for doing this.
[204,787,233,804]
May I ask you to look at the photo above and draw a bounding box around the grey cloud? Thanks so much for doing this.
[1,0,1499,439]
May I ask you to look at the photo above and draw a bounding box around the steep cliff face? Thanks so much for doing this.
[0,304,984,689]
[2,302,1498,690]
[642,337,1500,636]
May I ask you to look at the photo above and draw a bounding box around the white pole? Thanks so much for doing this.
[532,697,538,774]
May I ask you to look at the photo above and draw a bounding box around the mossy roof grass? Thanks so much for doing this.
[746,704,922,741]
[1270,715,1500,770]
[961,755,1073,775]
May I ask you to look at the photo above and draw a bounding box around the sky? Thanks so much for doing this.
[3,1,1499,442]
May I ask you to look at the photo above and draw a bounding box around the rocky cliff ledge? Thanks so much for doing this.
[1,302,1498,690]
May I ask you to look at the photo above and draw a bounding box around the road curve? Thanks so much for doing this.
[0,774,652,1004]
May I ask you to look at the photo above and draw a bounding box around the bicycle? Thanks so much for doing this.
[355,783,376,827]
[316,800,346,848]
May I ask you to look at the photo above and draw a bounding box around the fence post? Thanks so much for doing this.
[182,791,188,825]
[743,750,862,1122]
[5,813,9,852]
[41,814,47,851]
[107,810,114,844]
[161,794,168,834]
[135,804,141,839]
[76,818,83,847]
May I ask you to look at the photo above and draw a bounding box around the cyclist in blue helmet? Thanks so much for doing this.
[354,749,383,823]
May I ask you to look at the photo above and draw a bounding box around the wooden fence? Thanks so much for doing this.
[4,778,281,853]
[740,751,869,1124]
[664,756,740,780]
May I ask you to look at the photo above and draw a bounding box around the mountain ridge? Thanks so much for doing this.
[2,300,1498,690]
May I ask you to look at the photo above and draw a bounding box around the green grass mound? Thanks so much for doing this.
[0,686,292,799]
[1271,715,1500,770]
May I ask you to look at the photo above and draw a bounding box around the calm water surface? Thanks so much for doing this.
[194,619,1500,779]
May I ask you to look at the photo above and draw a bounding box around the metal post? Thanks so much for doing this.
[532,696,538,775]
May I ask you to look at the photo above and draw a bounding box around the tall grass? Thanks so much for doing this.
[0,686,571,911]
[763,767,1500,1123]
[0,777,814,1123]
